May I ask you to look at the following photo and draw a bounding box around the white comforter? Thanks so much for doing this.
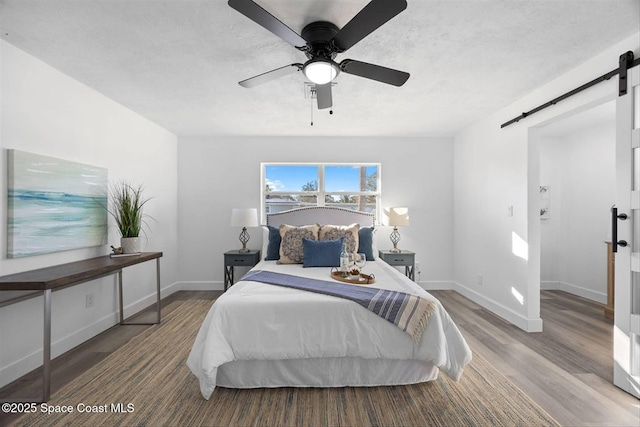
[187,260,472,399]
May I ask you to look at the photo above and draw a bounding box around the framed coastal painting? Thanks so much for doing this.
[7,150,108,258]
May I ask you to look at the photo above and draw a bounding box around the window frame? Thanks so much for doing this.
[261,162,382,224]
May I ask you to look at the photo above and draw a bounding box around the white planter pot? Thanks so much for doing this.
[121,237,141,254]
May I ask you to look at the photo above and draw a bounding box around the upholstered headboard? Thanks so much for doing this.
[266,206,375,227]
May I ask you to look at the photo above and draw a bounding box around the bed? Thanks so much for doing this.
[187,207,472,400]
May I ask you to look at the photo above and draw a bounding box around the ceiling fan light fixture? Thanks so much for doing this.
[303,59,339,85]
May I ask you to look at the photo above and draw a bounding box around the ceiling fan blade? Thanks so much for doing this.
[239,64,303,88]
[315,83,332,110]
[228,0,307,49]
[340,59,409,86]
[332,0,407,52]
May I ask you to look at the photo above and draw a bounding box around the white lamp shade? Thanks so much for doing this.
[386,207,410,227]
[230,208,258,227]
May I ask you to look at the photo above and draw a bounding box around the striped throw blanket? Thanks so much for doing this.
[241,270,435,344]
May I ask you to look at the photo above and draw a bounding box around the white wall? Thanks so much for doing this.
[453,33,639,331]
[177,136,454,289]
[0,41,179,387]
[539,103,615,303]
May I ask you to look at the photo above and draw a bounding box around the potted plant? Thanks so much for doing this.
[108,181,152,254]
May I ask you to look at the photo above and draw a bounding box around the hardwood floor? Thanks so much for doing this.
[431,290,640,427]
[1,289,638,426]
[0,291,220,427]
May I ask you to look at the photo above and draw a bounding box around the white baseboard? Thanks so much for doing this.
[452,281,543,332]
[540,280,606,304]
[119,281,181,320]
[161,280,182,299]
[418,280,454,290]
[540,280,560,290]
[177,281,224,291]
[0,281,181,389]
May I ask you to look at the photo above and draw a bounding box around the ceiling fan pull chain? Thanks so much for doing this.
[310,90,314,126]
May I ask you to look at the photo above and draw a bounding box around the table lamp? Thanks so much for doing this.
[230,208,258,253]
[387,207,410,253]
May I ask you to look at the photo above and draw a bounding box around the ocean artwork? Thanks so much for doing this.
[7,150,108,258]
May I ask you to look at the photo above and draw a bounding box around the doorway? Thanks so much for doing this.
[537,101,616,305]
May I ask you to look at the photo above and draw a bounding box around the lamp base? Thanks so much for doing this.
[238,227,250,253]
[389,227,401,253]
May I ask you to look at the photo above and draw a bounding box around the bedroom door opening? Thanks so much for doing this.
[537,102,616,305]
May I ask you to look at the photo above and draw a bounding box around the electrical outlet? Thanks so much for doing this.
[85,293,94,308]
[477,274,483,286]
[415,262,421,274]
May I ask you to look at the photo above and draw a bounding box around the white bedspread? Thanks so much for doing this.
[187,260,472,400]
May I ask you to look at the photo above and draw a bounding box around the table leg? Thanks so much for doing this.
[156,258,161,324]
[118,265,160,326]
[118,270,124,324]
[406,265,415,281]
[43,289,51,402]
[224,265,234,291]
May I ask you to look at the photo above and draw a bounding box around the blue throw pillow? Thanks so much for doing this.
[265,226,281,260]
[358,227,375,261]
[303,237,344,268]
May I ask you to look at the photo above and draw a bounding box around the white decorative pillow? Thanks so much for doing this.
[278,224,320,264]
[319,223,360,254]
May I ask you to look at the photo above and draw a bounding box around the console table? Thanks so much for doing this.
[0,251,163,402]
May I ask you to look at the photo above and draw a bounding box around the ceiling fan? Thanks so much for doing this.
[229,0,410,110]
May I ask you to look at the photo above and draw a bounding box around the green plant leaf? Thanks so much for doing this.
[107,181,154,238]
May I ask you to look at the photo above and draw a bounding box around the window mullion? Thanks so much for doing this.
[318,165,325,207]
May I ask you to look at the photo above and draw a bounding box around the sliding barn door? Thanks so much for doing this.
[615,64,640,398]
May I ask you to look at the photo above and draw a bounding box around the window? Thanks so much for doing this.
[262,163,381,222]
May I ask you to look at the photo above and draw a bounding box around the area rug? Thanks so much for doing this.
[14,299,559,427]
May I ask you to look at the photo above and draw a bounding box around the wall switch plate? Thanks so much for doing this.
[477,274,483,286]
[507,206,514,217]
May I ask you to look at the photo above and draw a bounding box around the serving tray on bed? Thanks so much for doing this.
[330,270,375,285]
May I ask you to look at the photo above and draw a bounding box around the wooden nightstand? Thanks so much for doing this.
[224,250,261,291]
[378,250,415,281]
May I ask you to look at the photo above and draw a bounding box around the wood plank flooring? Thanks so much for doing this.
[1,289,638,426]
[431,290,640,427]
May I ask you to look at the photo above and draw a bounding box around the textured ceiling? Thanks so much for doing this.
[0,0,638,137]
